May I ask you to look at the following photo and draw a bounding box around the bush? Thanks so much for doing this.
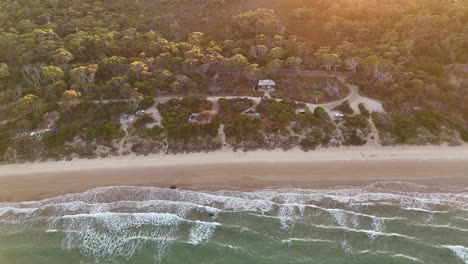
[414,109,444,133]
[143,126,166,139]
[138,96,155,110]
[257,99,297,128]
[45,132,66,149]
[334,100,354,115]
[344,115,369,129]
[225,114,262,143]
[461,130,468,143]
[61,124,82,142]
[344,132,367,146]
[218,98,253,121]
[134,114,156,130]
[358,103,370,118]
[88,122,123,142]
[135,81,153,95]
[300,137,318,151]
[420,62,444,77]
[392,117,418,143]
[314,107,328,118]
[299,129,331,150]
[158,97,213,114]
[0,139,8,159]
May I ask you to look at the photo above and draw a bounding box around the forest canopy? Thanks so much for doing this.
[0,0,467,161]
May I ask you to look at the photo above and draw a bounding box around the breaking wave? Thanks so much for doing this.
[0,181,467,263]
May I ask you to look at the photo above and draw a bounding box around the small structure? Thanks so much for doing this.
[121,114,134,124]
[258,79,276,92]
[188,113,199,122]
[189,111,216,125]
[244,109,260,119]
[296,108,307,115]
[16,131,28,138]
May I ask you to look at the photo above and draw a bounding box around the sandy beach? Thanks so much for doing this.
[0,145,467,202]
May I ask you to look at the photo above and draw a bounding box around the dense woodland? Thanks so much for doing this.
[0,0,467,162]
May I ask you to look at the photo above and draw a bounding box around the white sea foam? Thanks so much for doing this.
[455,217,468,222]
[368,217,385,241]
[311,224,418,241]
[401,207,449,214]
[341,239,352,254]
[6,183,465,217]
[0,207,38,217]
[60,212,182,263]
[410,223,468,233]
[1,183,467,263]
[392,254,425,263]
[62,212,182,227]
[357,250,424,263]
[278,204,296,230]
[188,221,220,245]
[282,238,335,245]
[329,209,347,227]
[444,245,468,264]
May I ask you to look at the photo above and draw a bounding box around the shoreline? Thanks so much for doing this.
[0,145,467,202]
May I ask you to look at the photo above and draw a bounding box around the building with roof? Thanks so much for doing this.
[258,79,276,92]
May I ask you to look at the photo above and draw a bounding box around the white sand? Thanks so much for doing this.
[1,145,467,177]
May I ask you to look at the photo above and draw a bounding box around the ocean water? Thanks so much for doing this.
[0,182,467,264]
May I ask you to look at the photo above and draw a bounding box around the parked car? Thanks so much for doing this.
[135,110,145,116]
[45,124,53,132]
[244,109,256,115]
[334,113,345,119]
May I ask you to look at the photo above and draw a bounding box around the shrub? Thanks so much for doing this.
[0,140,8,159]
[414,109,444,133]
[88,122,123,142]
[143,126,165,139]
[334,100,354,115]
[461,130,468,143]
[420,62,444,77]
[314,107,328,118]
[138,96,155,110]
[358,103,370,118]
[218,98,253,121]
[344,132,367,146]
[45,132,66,149]
[392,117,418,143]
[225,114,262,143]
[300,137,318,151]
[344,115,369,129]
[134,114,156,130]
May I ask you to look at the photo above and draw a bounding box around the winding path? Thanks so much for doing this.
[1,71,385,141]
[143,71,385,124]
[277,70,385,113]
[86,70,384,115]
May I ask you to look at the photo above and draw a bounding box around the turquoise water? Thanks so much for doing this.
[0,182,467,264]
